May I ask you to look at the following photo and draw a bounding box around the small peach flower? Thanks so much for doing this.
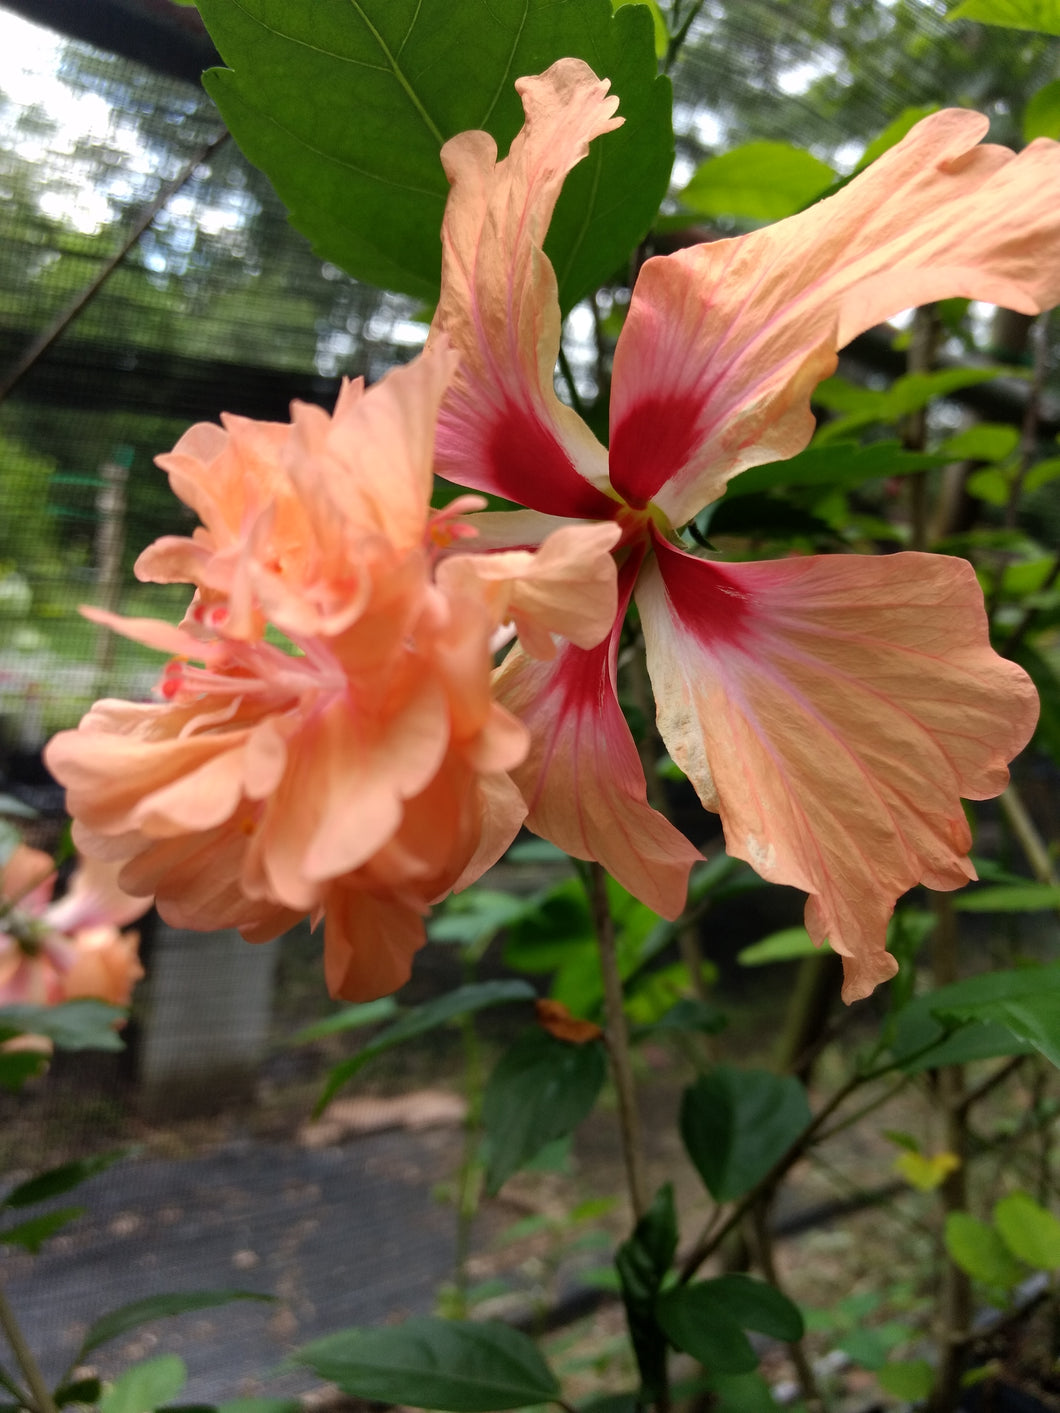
[0,846,148,1011]
[46,345,618,1001]
[428,60,1060,1000]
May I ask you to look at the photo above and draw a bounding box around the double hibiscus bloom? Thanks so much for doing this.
[47,60,1060,1003]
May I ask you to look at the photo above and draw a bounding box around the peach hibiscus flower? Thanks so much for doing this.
[0,845,148,1010]
[45,345,619,1001]
[426,59,1060,1001]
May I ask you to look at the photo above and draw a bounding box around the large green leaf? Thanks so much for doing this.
[100,1357,186,1413]
[680,1068,810,1202]
[925,965,1060,1069]
[79,1292,272,1358]
[679,142,835,221]
[615,1184,678,1402]
[0,1000,126,1051]
[1025,79,1060,139]
[292,1318,559,1411]
[949,0,1060,34]
[952,884,1060,912]
[198,0,673,310]
[721,440,948,500]
[657,1275,803,1374]
[482,1029,607,1194]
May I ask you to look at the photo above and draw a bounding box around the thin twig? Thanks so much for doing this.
[751,1201,826,1413]
[998,782,1060,890]
[664,0,707,72]
[0,131,229,405]
[590,863,649,1220]
[0,1283,57,1413]
[556,343,586,419]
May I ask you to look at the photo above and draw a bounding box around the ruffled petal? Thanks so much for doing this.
[610,112,1060,525]
[429,58,618,518]
[46,855,152,932]
[438,522,621,658]
[495,556,701,917]
[637,538,1039,1000]
[323,888,426,1002]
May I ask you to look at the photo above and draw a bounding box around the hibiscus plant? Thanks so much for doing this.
[5,0,1060,1409]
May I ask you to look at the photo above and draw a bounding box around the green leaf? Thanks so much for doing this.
[612,0,668,58]
[288,997,398,1045]
[0,1000,126,1051]
[100,1357,187,1413]
[1023,75,1060,142]
[482,1029,606,1193]
[877,1361,936,1402]
[0,1207,82,1253]
[657,1275,803,1373]
[838,1324,913,1371]
[945,1212,1024,1289]
[317,980,535,1111]
[936,423,1020,463]
[4,1150,129,1209]
[703,1372,778,1413]
[198,0,673,312]
[737,928,822,966]
[994,1191,1060,1270]
[217,1401,300,1413]
[855,106,940,171]
[813,366,1013,442]
[952,884,1060,912]
[655,1287,757,1374]
[896,1020,1034,1073]
[79,1292,272,1358]
[925,964,1060,1068]
[55,1379,103,1407]
[632,996,727,1038]
[429,890,541,950]
[615,1184,678,1401]
[722,440,947,500]
[679,142,835,221]
[0,1049,48,1092]
[949,0,1060,34]
[680,1068,811,1202]
[291,1318,559,1411]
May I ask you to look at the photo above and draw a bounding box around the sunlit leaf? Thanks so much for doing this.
[876,1361,936,1402]
[994,1191,1060,1269]
[945,1213,1024,1289]
[949,0,1060,34]
[679,142,835,221]
[612,0,668,57]
[100,1357,186,1413]
[198,0,673,311]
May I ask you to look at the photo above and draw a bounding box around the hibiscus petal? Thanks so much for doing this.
[46,855,152,932]
[495,557,701,918]
[323,888,426,1001]
[429,59,619,518]
[637,539,1039,1000]
[610,111,1060,525]
[439,522,622,658]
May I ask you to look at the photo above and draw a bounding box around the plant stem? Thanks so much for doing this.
[557,343,586,418]
[589,863,649,1221]
[0,1283,57,1413]
[998,782,1060,890]
[928,894,972,1413]
[452,1008,485,1316]
[751,1200,826,1413]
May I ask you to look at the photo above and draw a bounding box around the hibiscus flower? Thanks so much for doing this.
[46,344,619,1000]
[427,59,1060,1000]
[0,846,148,1010]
